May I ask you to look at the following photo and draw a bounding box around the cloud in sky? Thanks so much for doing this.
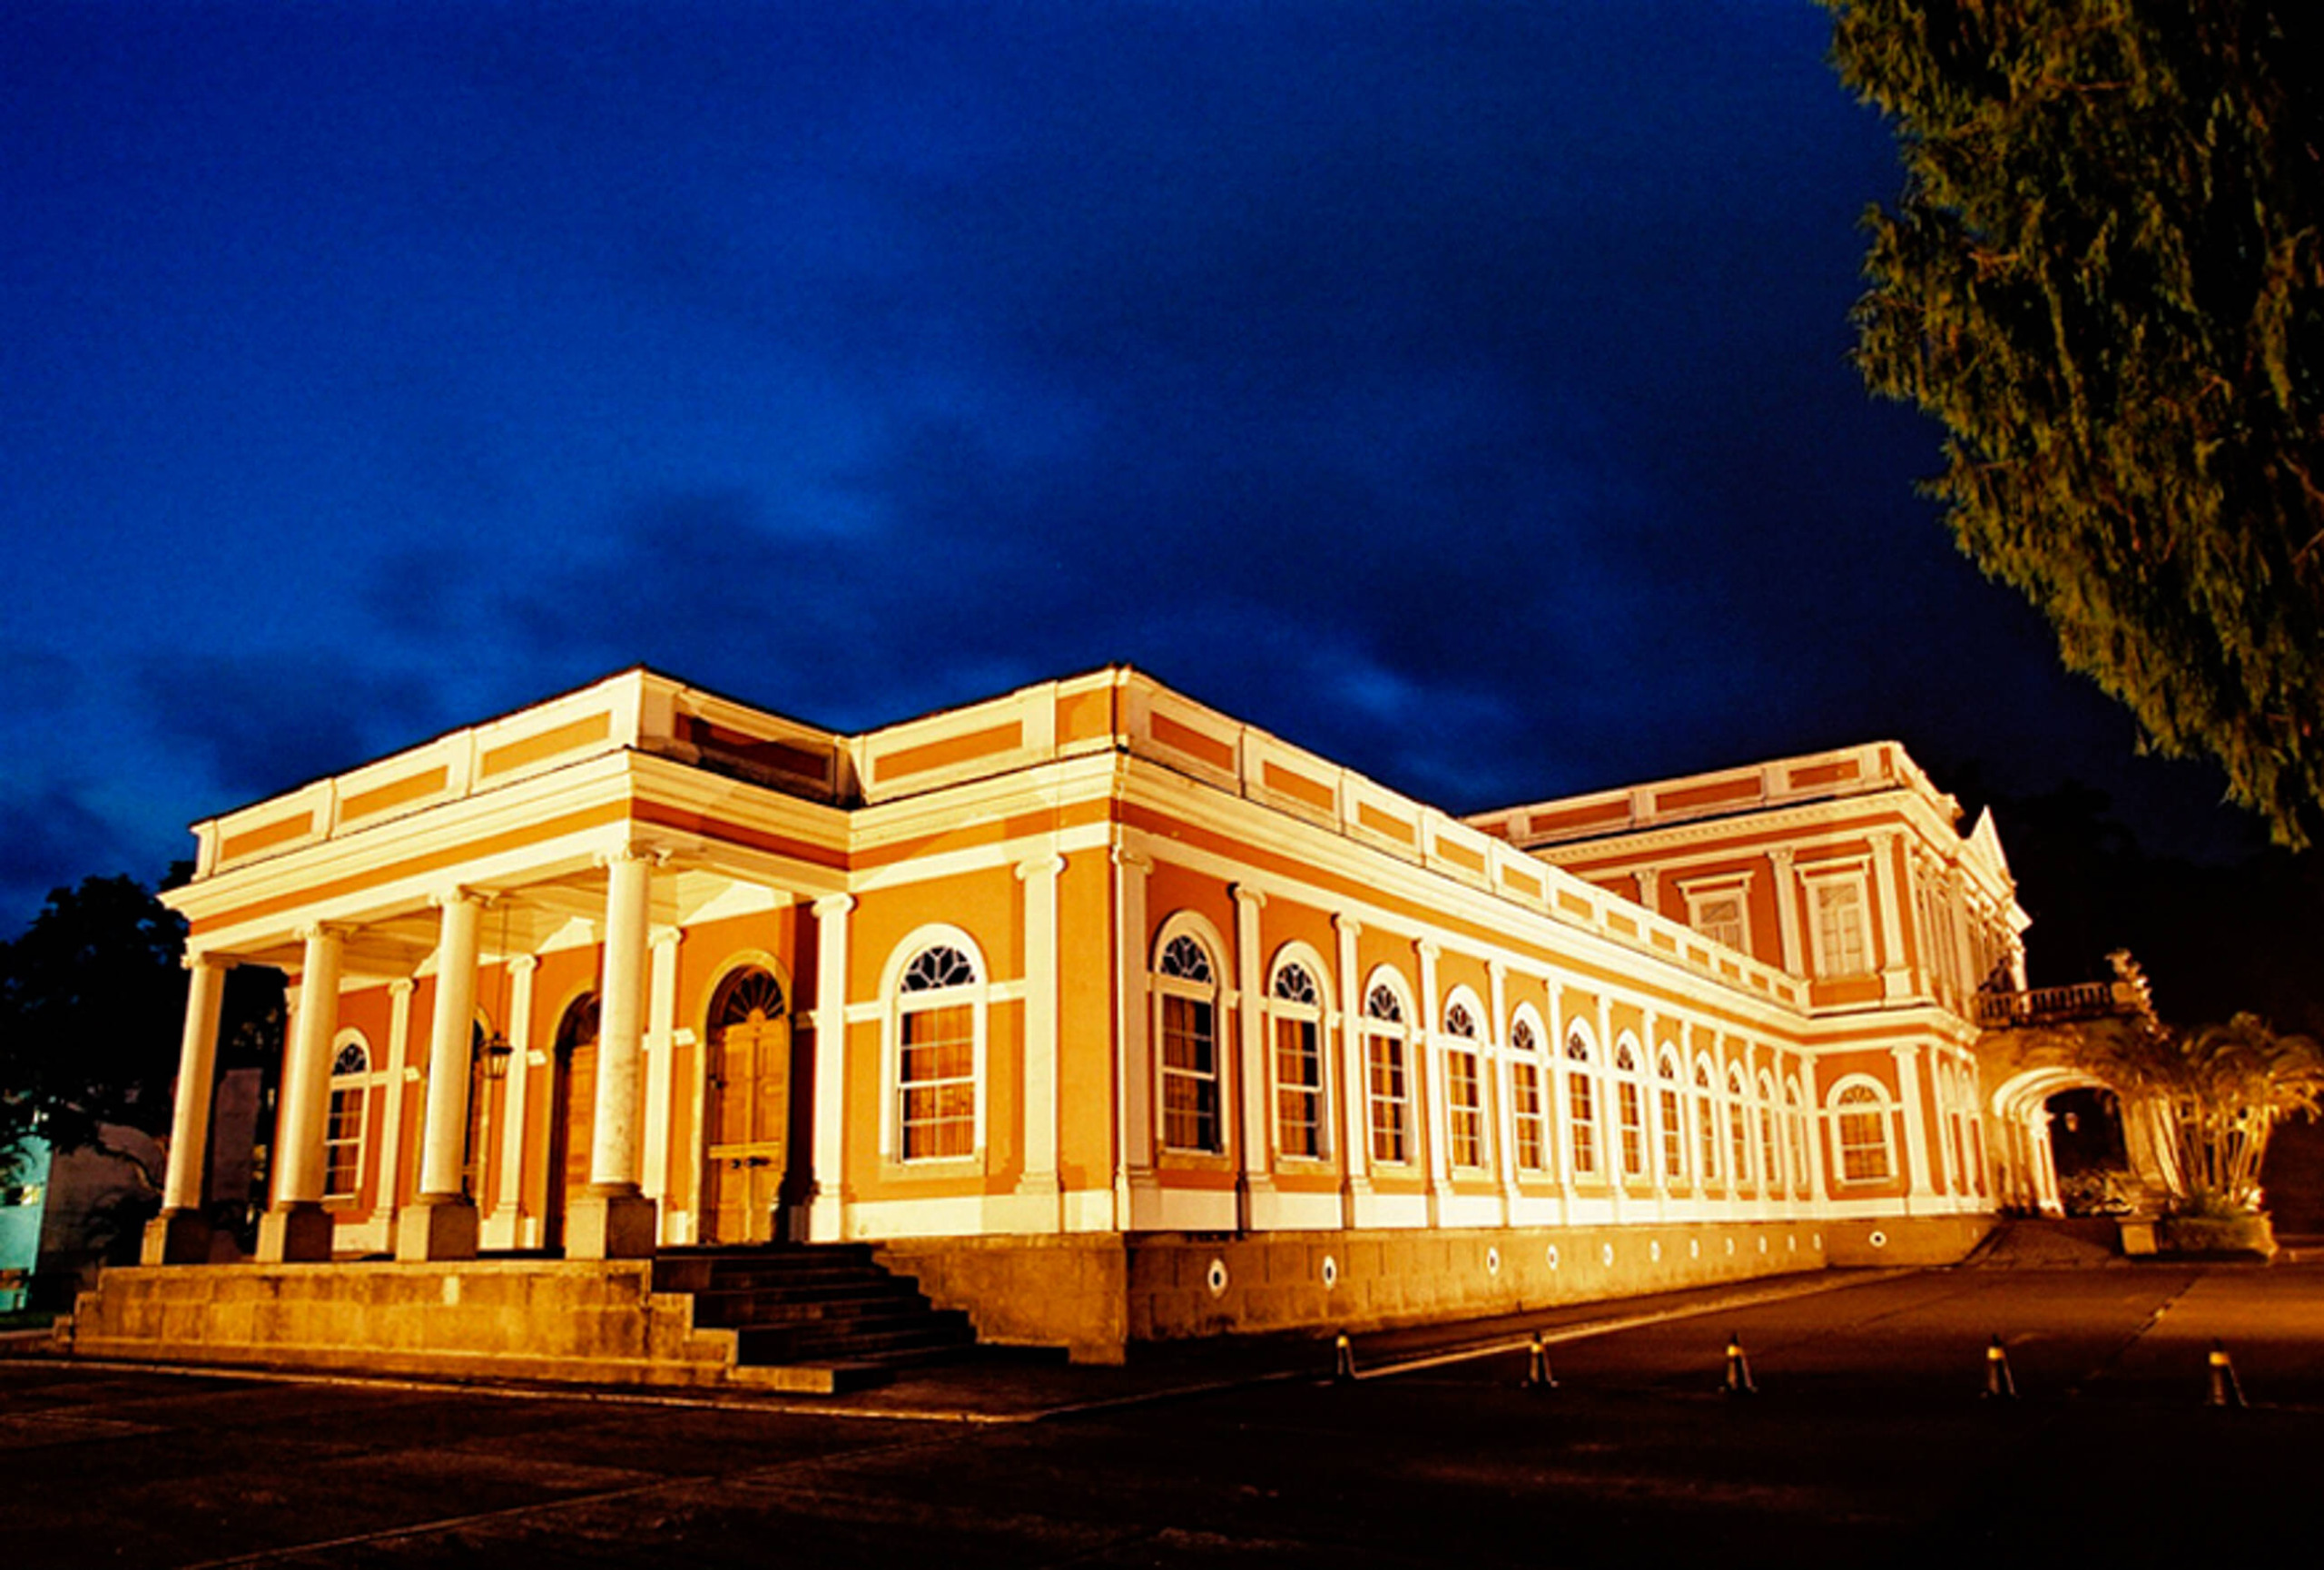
[0,1,2265,933]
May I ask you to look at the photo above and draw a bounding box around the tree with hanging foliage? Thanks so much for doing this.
[1823,0,2324,846]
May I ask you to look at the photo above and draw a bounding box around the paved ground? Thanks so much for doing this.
[7,1262,2321,1566]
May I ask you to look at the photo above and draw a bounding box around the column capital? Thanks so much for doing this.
[428,885,494,912]
[812,892,857,919]
[293,920,351,945]
[1015,852,1067,883]
[388,976,417,1000]
[1889,1042,1924,1066]
[1415,938,1442,964]
[1485,957,1506,982]
[596,840,671,872]
[649,925,683,953]
[1333,913,1363,939]
[1230,883,1266,911]
[506,953,539,977]
[1769,845,1795,870]
[1111,844,1154,873]
[182,951,237,973]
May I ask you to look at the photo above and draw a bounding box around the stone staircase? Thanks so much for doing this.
[651,1243,978,1392]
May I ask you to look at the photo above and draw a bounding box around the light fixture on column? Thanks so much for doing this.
[477,897,516,1082]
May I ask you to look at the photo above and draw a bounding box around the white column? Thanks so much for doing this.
[807,892,854,1243]
[1334,914,1368,1223]
[639,925,682,1219]
[401,889,486,1260]
[1113,844,1155,1229]
[570,843,660,1258]
[1598,993,1622,1222]
[143,954,231,1263]
[1016,852,1066,1225]
[1890,1042,1937,1208]
[1231,884,1270,1227]
[1417,939,1448,1226]
[1768,847,1803,976]
[488,955,537,1249]
[258,923,343,1262]
[1644,1006,1670,1220]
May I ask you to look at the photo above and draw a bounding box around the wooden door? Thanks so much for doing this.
[704,971,790,1245]
[544,994,599,1253]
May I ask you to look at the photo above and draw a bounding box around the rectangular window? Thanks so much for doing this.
[324,1084,366,1200]
[1659,1086,1685,1180]
[1447,1049,1483,1169]
[1619,1081,1646,1179]
[1812,880,1870,976]
[1694,891,1747,952]
[1275,1015,1324,1159]
[1838,1102,1893,1182]
[1367,1033,1409,1163]
[1160,993,1222,1152]
[1512,1063,1546,1171]
[1729,1096,1753,1188]
[900,1002,977,1160]
[1568,1073,1598,1178]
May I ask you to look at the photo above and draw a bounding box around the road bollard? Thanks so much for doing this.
[1723,1331,1758,1396]
[1983,1335,2017,1400]
[2207,1339,2246,1408]
[1334,1330,1357,1384]
[1523,1331,1557,1391]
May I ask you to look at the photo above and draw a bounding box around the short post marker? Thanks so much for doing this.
[1334,1330,1357,1384]
[2207,1340,2246,1408]
[1723,1331,1758,1396]
[1523,1331,1557,1391]
[1982,1335,2017,1400]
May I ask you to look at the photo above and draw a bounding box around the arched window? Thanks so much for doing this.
[1565,1028,1599,1179]
[1657,1048,1686,1182]
[1510,1013,1549,1173]
[1694,1058,1720,1184]
[1364,979,1413,1164]
[1833,1080,1896,1183]
[325,1034,373,1200]
[1443,998,1485,1170]
[1757,1069,1782,1195]
[1271,957,1326,1160]
[1155,930,1223,1153]
[896,939,981,1160]
[1728,1063,1753,1190]
[1615,1037,1647,1180]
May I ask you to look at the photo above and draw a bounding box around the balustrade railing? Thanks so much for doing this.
[1974,981,2137,1029]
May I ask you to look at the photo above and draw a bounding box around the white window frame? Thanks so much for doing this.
[1564,1024,1600,1180]
[324,1029,377,1202]
[1363,969,1416,1167]
[1829,1074,1898,1185]
[1657,1046,1687,1183]
[1268,947,1331,1162]
[1509,1008,1551,1175]
[1614,1034,1648,1181]
[1694,1055,1721,1186]
[881,926,989,1165]
[1152,917,1227,1156]
[1679,872,1754,957]
[1442,990,1488,1173]
[1800,860,1875,979]
[1727,1061,1754,1191]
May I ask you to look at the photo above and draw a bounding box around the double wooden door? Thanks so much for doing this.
[703,973,791,1245]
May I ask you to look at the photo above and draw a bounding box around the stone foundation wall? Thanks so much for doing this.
[880,1216,1995,1363]
[67,1260,742,1387]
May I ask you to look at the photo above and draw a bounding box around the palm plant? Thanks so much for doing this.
[2075,1013,2324,1212]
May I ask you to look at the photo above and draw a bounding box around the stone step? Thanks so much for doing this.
[733,1311,976,1366]
[690,1287,939,1329]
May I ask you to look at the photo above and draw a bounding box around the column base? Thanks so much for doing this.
[141,1208,214,1266]
[395,1195,480,1262]
[255,1202,335,1263]
[805,1184,848,1244]
[564,1185,658,1259]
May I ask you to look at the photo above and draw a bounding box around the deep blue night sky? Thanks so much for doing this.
[0,1,2264,934]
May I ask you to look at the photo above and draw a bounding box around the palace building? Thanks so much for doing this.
[73,666,2044,1385]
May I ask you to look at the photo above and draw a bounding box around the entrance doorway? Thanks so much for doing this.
[702,968,791,1245]
[544,993,599,1252]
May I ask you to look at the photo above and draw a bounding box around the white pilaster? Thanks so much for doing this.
[487,955,537,1249]
[807,892,855,1243]
[1334,914,1368,1223]
[1768,847,1802,976]
[1114,844,1154,1228]
[1489,960,1517,1224]
[640,925,682,1213]
[1017,852,1066,1225]
[376,978,416,1215]
[1417,939,1448,1225]
[1231,884,1270,1226]
[1891,1042,1936,1207]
